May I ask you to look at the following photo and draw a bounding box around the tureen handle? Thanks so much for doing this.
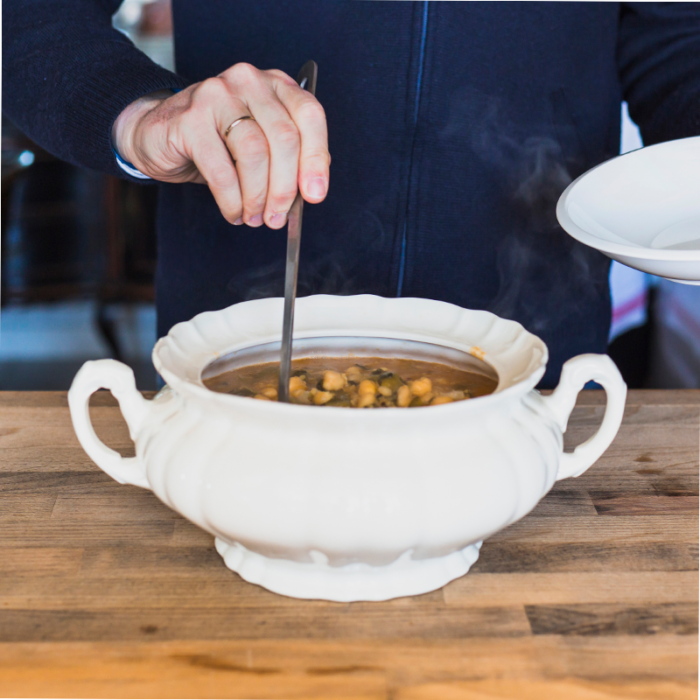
[542,354,627,480]
[68,359,151,489]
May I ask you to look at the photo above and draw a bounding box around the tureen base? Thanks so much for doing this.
[215,538,483,601]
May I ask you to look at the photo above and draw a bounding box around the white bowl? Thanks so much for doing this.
[68,295,626,601]
[557,136,700,284]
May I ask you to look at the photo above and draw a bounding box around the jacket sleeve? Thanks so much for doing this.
[618,2,700,146]
[2,0,191,178]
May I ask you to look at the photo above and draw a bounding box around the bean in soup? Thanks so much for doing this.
[204,357,497,407]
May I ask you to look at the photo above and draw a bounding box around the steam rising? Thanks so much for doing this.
[227,253,359,301]
[227,200,389,301]
[229,87,607,346]
[443,87,607,335]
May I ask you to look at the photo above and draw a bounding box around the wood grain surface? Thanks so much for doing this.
[0,390,697,699]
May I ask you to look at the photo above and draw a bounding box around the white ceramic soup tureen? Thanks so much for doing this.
[69,295,626,601]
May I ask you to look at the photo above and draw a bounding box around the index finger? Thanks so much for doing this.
[273,79,330,203]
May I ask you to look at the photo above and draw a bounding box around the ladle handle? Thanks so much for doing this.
[543,354,627,480]
[278,60,318,403]
[68,359,151,489]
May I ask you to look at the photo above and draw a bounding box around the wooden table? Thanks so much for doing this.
[0,390,697,699]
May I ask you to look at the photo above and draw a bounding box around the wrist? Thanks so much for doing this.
[112,89,173,168]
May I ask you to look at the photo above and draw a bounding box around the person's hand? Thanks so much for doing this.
[111,63,329,229]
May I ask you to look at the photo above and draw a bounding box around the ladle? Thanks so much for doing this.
[278,60,318,402]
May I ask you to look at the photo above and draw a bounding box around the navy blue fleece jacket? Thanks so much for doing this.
[4,2,700,386]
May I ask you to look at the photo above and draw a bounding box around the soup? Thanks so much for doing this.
[204,356,497,408]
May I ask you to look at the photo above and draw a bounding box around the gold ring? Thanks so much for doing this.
[224,115,256,139]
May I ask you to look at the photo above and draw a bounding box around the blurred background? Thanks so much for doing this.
[1,0,172,390]
[2,0,700,391]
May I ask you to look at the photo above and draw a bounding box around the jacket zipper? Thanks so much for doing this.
[397,0,429,297]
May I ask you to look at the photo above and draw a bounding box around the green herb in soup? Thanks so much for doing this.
[204,357,497,408]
